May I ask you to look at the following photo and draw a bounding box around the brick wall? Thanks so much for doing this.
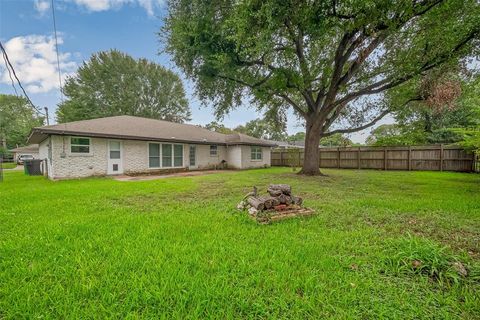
[43,135,272,179]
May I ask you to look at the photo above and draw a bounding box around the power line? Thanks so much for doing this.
[0,40,45,116]
[1,49,18,96]
[51,0,64,103]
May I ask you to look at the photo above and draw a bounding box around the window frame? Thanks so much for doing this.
[148,143,161,169]
[70,137,91,155]
[148,142,184,169]
[251,146,263,161]
[109,141,121,160]
[173,144,184,167]
[210,145,218,156]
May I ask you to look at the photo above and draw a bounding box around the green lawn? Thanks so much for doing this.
[1,168,479,319]
[1,162,16,169]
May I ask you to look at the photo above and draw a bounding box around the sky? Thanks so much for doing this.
[0,0,393,143]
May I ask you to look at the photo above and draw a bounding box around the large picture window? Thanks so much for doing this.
[70,137,90,154]
[251,146,262,160]
[149,143,184,168]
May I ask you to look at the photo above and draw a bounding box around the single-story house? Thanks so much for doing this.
[272,140,305,149]
[9,144,40,162]
[27,115,276,180]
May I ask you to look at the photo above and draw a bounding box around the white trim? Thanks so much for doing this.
[107,140,124,175]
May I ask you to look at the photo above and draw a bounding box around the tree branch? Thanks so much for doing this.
[284,20,316,113]
[276,93,307,117]
[334,26,479,107]
[323,109,390,136]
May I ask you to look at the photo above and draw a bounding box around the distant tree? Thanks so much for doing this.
[366,124,424,146]
[204,121,234,134]
[287,132,306,142]
[233,118,287,140]
[164,0,479,175]
[0,94,44,151]
[288,131,352,146]
[56,50,191,123]
[381,68,480,145]
[320,133,353,147]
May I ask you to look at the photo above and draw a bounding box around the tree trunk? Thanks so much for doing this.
[299,118,323,175]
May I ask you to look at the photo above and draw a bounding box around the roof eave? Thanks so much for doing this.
[29,128,277,147]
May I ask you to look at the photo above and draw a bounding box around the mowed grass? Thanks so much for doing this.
[0,168,479,319]
[1,162,16,169]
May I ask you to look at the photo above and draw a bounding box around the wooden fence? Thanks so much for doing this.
[271,145,476,172]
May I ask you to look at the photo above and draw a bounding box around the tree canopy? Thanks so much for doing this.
[0,94,44,151]
[56,50,191,123]
[234,118,287,141]
[367,69,480,146]
[163,0,479,174]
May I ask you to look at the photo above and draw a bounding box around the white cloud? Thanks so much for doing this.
[35,0,164,16]
[0,35,77,94]
[34,0,51,14]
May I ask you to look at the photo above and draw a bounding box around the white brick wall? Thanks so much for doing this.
[193,144,228,169]
[226,145,242,169]
[123,140,149,174]
[239,145,271,169]
[43,135,271,179]
[38,138,52,178]
[49,135,108,179]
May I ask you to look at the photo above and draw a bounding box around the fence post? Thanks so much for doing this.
[280,151,283,166]
[440,144,444,171]
[357,147,361,169]
[337,147,340,169]
[408,146,412,171]
[319,149,322,168]
[384,147,388,170]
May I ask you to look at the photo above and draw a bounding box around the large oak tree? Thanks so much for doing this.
[163,0,479,174]
[57,50,191,123]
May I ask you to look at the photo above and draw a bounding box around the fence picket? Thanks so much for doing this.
[272,145,475,172]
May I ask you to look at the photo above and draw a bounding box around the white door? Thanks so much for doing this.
[189,145,197,169]
[108,141,123,175]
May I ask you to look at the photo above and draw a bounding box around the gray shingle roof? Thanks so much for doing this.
[9,144,39,153]
[28,115,276,146]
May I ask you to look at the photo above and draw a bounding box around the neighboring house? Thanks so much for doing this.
[27,116,276,180]
[9,144,40,162]
[272,140,305,149]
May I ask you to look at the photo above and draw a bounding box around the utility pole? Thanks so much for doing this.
[44,107,50,125]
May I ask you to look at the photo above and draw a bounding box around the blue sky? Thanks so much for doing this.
[0,0,391,142]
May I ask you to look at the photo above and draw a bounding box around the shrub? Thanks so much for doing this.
[382,235,475,286]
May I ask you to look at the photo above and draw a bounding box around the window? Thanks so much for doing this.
[251,146,262,160]
[162,144,172,167]
[149,143,160,168]
[210,145,218,156]
[109,141,121,159]
[149,143,184,168]
[71,137,90,154]
[174,144,183,167]
[189,146,196,166]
